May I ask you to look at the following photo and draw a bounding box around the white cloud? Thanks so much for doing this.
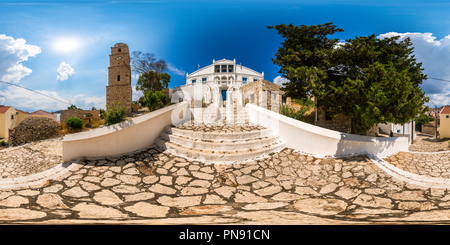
[69,94,106,110]
[56,62,75,81]
[168,64,186,77]
[132,85,144,101]
[0,34,41,83]
[0,85,106,112]
[0,85,69,112]
[378,32,450,107]
[273,75,289,87]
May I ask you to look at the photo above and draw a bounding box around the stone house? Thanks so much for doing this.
[242,79,284,112]
[0,106,29,140]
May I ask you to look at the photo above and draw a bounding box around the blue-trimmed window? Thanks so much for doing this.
[221,65,227,72]
[202,78,207,82]
[242,77,247,82]
[228,65,234,72]
[192,79,196,83]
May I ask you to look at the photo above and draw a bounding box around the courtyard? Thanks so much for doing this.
[0,131,450,225]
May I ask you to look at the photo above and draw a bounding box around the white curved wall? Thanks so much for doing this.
[246,103,408,158]
[62,101,190,162]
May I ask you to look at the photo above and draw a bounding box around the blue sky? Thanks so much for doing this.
[1,0,450,112]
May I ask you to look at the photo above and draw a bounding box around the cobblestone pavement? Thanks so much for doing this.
[408,133,450,152]
[3,137,450,224]
[0,138,61,179]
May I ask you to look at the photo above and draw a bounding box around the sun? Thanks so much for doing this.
[53,37,81,53]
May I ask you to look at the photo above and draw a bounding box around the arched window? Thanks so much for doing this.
[117,75,121,81]
[118,48,122,52]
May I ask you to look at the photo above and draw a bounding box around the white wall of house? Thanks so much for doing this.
[185,59,264,85]
[179,59,264,106]
[378,121,416,142]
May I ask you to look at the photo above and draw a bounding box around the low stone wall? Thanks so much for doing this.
[422,122,437,136]
[60,109,100,123]
[315,107,352,134]
[8,116,60,146]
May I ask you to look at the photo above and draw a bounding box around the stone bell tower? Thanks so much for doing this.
[106,43,132,114]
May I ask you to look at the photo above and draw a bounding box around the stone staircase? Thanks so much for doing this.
[156,103,286,164]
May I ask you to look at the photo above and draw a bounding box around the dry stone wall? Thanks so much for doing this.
[314,107,378,136]
[315,107,352,134]
[60,109,100,124]
[8,116,60,146]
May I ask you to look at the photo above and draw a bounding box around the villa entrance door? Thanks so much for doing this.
[221,90,227,101]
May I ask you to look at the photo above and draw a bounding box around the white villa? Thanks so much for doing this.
[174,59,265,105]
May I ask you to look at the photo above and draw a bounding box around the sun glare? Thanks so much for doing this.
[53,37,81,53]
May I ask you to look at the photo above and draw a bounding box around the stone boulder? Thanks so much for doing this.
[8,116,60,146]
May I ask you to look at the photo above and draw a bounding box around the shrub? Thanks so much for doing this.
[0,140,6,146]
[104,102,127,126]
[65,117,83,129]
[99,109,106,119]
[143,90,166,112]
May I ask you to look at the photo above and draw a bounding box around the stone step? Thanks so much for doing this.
[156,137,286,164]
[160,132,281,151]
[164,126,273,141]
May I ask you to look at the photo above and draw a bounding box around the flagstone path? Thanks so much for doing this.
[2,134,450,224]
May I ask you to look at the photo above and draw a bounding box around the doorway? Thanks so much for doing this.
[221,90,227,101]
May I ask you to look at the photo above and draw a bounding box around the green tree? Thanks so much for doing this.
[322,35,428,134]
[143,90,167,112]
[269,23,429,135]
[99,109,106,119]
[67,104,81,110]
[415,113,434,132]
[267,23,343,99]
[136,71,170,93]
[104,102,127,126]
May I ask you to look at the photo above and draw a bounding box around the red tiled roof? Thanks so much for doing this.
[0,106,11,114]
[30,110,53,115]
[441,106,450,114]
[15,109,28,114]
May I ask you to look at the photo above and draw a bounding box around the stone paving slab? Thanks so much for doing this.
[0,138,62,179]
[408,134,450,152]
[1,137,450,225]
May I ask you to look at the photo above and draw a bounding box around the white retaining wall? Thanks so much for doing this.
[62,101,190,162]
[246,103,409,158]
